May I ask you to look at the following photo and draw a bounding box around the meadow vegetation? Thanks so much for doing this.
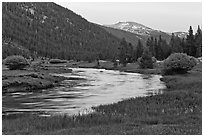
[4,55,30,70]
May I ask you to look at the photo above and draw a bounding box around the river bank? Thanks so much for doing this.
[71,60,162,74]
[2,62,202,134]
[2,63,72,94]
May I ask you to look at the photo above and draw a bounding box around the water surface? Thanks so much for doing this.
[3,68,166,116]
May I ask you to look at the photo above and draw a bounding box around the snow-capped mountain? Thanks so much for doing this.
[104,21,172,46]
[173,32,188,38]
[104,21,188,46]
[105,21,188,39]
[105,21,165,36]
[105,21,155,36]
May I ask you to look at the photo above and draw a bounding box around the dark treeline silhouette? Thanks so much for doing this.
[118,26,202,65]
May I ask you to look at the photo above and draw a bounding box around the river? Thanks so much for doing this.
[2,68,166,116]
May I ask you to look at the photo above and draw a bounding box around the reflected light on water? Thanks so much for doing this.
[3,68,166,116]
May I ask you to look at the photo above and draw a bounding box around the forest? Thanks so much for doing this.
[2,2,202,63]
[2,2,121,61]
[118,26,202,65]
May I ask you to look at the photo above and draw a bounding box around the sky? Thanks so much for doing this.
[56,2,202,33]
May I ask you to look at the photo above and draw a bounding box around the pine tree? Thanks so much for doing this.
[161,39,171,59]
[118,38,128,66]
[127,43,134,62]
[146,37,155,56]
[156,35,171,60]
[157,35,163,60]
[195,25,202,57]
[139,47,153,69]
[170,33,183,53]
[136,39,144,59]
[181,38,187,53]
[186,26,196,56]
[146,38,151,48]
[154,38,158,59]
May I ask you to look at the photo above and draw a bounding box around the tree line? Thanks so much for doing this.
[119,26,202,66]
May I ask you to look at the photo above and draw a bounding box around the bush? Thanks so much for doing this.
[49,59,67,64]
[189,56,199,65]
[163,53,196,75]
[138,48,153,69]
[152,56,157,63]
[4,55,29,70]
[137,57,142,63]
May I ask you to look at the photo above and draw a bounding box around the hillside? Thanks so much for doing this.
[104,22,172,45]
[2,2,121,61]
[101,26,145,48]
[2,39,31,59]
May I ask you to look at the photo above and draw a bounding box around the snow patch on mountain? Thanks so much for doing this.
[105,21,186,39]
[105,21,155,36]
[174,32,188,38]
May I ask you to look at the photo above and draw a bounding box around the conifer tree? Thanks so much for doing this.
[127,43,134,62]
[186,26,196,56]
[118,38,128,66]
[136,39,144,59]
[146,36,155,56]
[146,38,151,48]
[181,38,186,53]
[157,35,163,60]
[139,47,153,69]
[154,37,158,59]
[161,39,171,59]
[195,25,202,57]
[170,33,183,53]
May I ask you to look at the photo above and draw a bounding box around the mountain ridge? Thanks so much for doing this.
[103,21,188,46]
[2,2,122,60]
[105,21,187,37]
[103,21,171,46]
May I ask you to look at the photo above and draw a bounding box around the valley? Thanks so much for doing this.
[2,2,202,135]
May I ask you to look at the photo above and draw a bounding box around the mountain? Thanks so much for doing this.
[2,2,121,61]
[173,32,188,39]
[104,21,172,46]
[106,22,156,36]
[101,25,145,47]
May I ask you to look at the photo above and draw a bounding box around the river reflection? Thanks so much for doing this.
[2,68,166,116]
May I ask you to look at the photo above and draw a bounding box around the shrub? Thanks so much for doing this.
[4,55,29,70]
[49,59,67,64]
[138,48,153,69]
[137,57,142,63]
[163,53,196,75]
[152,56,157,63]
[189,56,199,66]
